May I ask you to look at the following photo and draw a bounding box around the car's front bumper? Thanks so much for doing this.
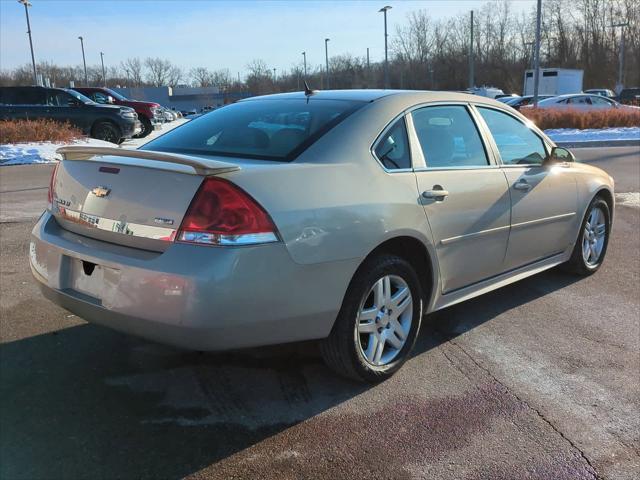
[30,212,353,351]
[120,120,140,139]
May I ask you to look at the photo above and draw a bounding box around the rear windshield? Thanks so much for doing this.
[142,98,365,161]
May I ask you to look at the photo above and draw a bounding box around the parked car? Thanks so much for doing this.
[468,86,505,98]
[530,93,638,111]
[584,88,615,98]
[0,86,140,143]
[72,87,162,138]
[495,93,519,100]
[618,88,640,105]
[502,95,555,109]
[32,90,614,382]
[161,107,176,122]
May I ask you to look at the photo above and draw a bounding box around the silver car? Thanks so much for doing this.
[30,90,614,382]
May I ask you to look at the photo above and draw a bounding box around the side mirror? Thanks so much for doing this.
[106,96,115,104]
[546,146,575,165]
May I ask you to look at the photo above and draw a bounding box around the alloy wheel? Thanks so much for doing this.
[582,206,607,266]
[355,274,413,367]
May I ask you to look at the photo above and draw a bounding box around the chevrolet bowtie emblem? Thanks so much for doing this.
[91,186,111,198]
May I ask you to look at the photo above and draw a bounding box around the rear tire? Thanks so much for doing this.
[91,121,121,144]
[134,116,153,138]
[320,254,424,383]
[563,196,611,275]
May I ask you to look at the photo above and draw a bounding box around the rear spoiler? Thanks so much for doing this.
[56,146,240,176]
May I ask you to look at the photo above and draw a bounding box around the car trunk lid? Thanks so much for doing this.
[51,146,241,252]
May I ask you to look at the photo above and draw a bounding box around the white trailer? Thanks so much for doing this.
[523,68,583,96]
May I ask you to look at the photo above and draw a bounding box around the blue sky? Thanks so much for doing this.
[1,0,536,78]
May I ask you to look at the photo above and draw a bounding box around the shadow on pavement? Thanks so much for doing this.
[0,267,580,479]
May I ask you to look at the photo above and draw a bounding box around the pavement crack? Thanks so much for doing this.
[442,334,602,480]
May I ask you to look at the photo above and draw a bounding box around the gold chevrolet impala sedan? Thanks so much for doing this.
[30,90,614,382]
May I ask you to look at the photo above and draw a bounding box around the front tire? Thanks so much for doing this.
[134,116,153,138]
[564,196,611,275]
[91,121,121,144]
[320,254,424,382]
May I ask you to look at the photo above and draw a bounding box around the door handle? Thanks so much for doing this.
[513,180,531,191]
[422,188,449,199]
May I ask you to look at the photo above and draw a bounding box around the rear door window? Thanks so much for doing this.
[143,98,365,161]
[46,90,76,107]
[411,105,489,168]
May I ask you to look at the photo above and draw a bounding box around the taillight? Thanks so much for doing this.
[177,177,278,246]
[47,162,60,211]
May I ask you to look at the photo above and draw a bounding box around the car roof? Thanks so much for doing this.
[241,89,499,105]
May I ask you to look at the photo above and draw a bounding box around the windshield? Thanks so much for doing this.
[103,88,128,101]
[63,89,94,105]
[143,98,366,161]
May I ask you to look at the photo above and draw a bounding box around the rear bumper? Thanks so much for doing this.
[30,212,354,351]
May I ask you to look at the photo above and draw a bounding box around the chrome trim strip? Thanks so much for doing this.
[511,212,576,229]
[54,207,176,241]
[440,212,575,245]
[414,165,500,172]
[440,224,510,246]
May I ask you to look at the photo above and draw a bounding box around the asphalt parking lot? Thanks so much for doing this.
[0,146,638,480]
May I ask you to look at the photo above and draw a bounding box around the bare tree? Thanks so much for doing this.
[121,57,143,87]
[190,67,213,87]
[144,57,173,87]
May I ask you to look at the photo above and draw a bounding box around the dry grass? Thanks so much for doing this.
[522,107,640,130]
[0,119,83,144]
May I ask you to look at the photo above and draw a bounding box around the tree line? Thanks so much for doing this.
[1,0,637,95]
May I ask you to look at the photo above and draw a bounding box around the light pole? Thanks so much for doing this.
[468,10,474,89]
[532,0,542,107]
[302,51,307,79]
[379,6,391,89]
[18,0,37,85]
[324,38,330,89]
[78,36,88,85]
[612,22,629,94]
[273,68,276,81]
[100,51,106,86]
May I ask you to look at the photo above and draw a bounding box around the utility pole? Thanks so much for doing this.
[78,36,88,85]
[18,0,38,85]
[366,47,370,70]
[468,10,474,89]
[100,52,106,86]
[302,51,307,78]
[612,22,629,94]
[379,6,391,89]
[273,68,276,81]
[325,38,330,89]
[532,0,542,107]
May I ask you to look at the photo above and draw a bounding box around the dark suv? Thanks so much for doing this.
[0,86,141,144]
[72,87,162,138]
[618,88,640,105]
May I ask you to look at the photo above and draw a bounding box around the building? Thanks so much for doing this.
[111,86,251,112]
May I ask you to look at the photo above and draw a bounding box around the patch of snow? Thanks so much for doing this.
[0,138,114,166]
[616,192,640,208]
[545,127,640,143]
[0,119,189,166]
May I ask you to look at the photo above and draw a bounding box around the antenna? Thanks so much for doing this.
[304,80,317,97]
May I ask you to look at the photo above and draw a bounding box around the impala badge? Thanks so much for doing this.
[154,217,174,225]
[91,186,111,198]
